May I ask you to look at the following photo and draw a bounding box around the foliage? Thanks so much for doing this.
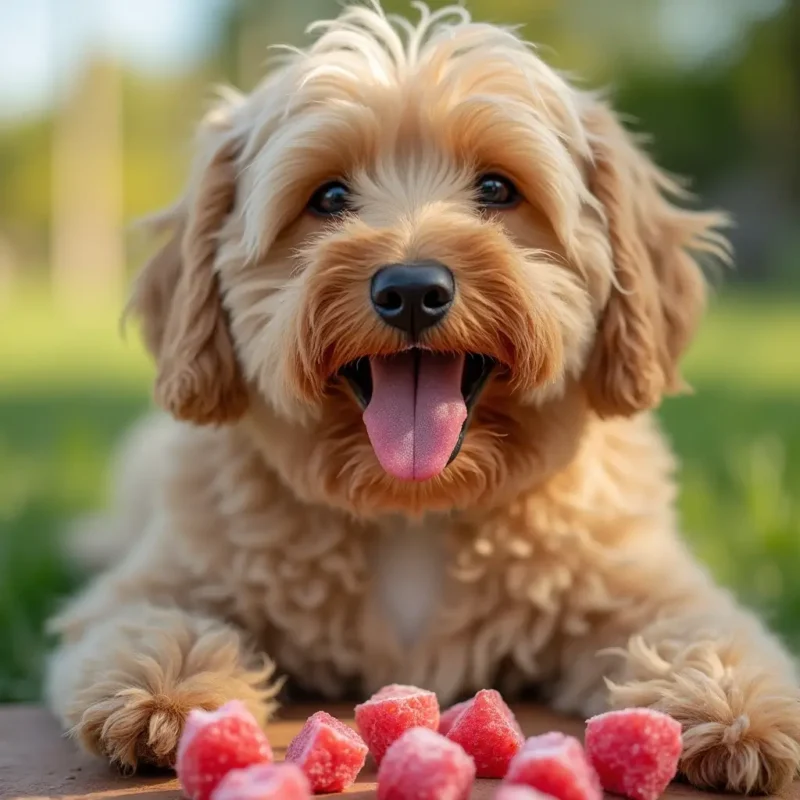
[1,0,798,284]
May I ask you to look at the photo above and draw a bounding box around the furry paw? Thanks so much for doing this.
[610,653,800,793]
[673,674,800,794]
[71,673,278,771]
[49,607,281,770]
[74,686,201,769]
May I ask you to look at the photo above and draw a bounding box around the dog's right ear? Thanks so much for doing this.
[129,109,248,426]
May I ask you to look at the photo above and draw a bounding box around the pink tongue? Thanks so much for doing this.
[363,352,467,482]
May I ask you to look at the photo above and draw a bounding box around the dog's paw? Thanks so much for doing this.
[51,610,282,770]
[73,687,196,770]
[67,661,279,770]
[610,667,800,794]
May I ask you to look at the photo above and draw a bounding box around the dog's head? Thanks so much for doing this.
[132,3,729,517]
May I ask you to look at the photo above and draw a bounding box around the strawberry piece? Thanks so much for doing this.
[176,701,273,800]
[584,708,682,800]
[285,710,368,793]
[505,732,602,800]
[212,762,310,800]
[355,684,440,765]
[377,727,475,800]
[446,689,524,778]
[438,699,472,736]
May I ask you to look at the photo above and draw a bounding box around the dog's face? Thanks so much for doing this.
[134,5,729,517]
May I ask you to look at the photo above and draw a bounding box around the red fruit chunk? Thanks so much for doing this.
[505,732,602,800]
[355,684,440,765]
[212,763,310,800]
[446,689,524,778]
[584,708,682,800]
[176,701,273,800]
[495,787,558,800]
[438,699,472,735]
[285,710,368,793]
[377,727,476,800]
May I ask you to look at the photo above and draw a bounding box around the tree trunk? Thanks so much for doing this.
[51,54,124,311]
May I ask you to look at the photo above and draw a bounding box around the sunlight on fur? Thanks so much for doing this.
[47,2,798,793]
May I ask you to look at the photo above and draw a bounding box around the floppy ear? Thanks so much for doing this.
[129,112,248,426]
[582,101,731,418]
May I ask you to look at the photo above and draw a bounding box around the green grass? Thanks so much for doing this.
[660,293,800,643]
[0,289,798,702]
[0,292,151,701]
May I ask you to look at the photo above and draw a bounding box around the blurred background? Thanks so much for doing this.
[0,0,798,703]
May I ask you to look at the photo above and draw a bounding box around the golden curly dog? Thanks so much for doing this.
[46,3,800,793]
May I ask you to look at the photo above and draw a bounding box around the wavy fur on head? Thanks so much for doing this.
[49,3,800,795]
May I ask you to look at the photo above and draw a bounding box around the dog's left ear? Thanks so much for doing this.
[582,101,731,418]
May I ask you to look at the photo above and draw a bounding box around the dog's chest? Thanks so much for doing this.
[369,518,446,647]
[247,496,606,703]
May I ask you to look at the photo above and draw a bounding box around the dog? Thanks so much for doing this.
[46,2,800,792]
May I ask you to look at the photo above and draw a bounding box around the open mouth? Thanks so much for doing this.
[339,351,496,482]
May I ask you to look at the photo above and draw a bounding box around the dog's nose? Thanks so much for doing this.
[371,261,455,338]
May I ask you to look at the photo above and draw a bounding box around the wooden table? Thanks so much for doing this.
[0,704,792,800]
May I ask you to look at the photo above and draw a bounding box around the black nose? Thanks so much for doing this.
[370,261,455,338]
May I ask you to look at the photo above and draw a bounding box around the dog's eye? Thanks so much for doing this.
[476,174,519,208]
[308,181,351,216]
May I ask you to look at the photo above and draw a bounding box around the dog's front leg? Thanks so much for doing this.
[45,544,279,770]
[554,569,800,793]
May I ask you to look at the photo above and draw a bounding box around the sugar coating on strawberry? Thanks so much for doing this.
[355,684,440,765]
[373,683,423,698]
[446,689,524,778]
[505,732,602,800]
[584,708,682,800]
[377,727,476,800]
[212,762,310,800]
[285,710,368,793]
[176,700,273,800]
[438,699,472,736]
[495,787,558,800]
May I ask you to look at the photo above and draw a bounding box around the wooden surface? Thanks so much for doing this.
[0,703,793,800]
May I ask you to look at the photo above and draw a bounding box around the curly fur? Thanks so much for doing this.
[47,3,800,793]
